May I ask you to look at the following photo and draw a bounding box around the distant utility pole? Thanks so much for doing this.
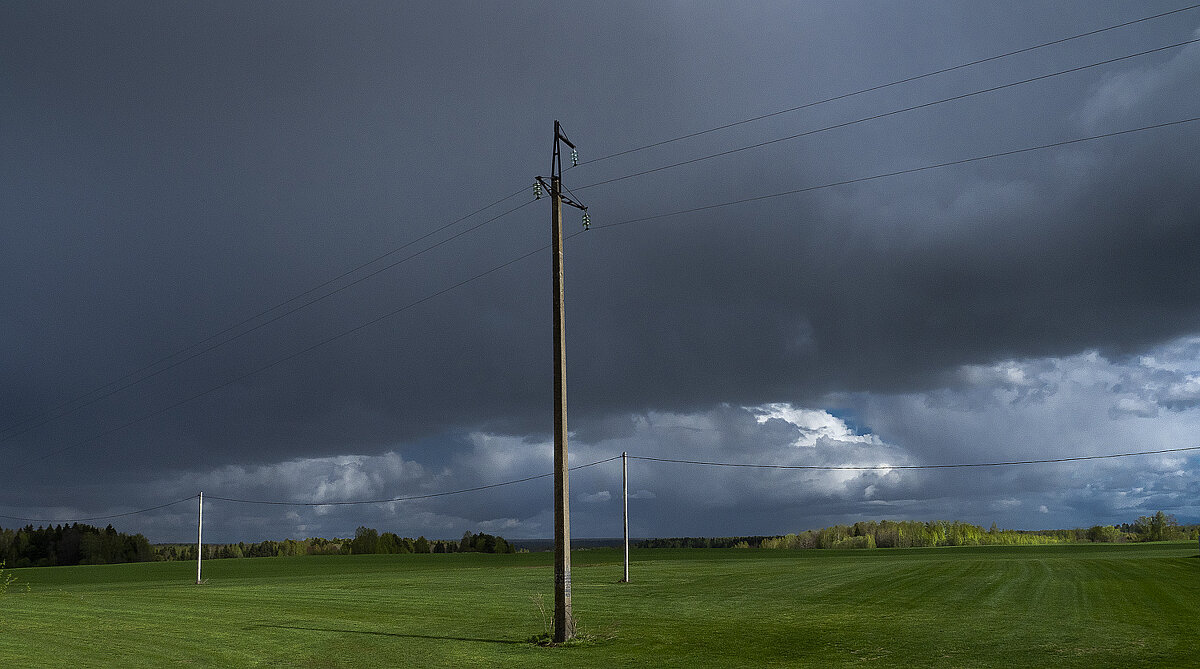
[196,491,203,585]
[622,451,630,583]
[535,120,588,643]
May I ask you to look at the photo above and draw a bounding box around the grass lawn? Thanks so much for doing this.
[2,542,1197,667]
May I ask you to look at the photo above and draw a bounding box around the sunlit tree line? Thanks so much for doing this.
[640,513,1199,551]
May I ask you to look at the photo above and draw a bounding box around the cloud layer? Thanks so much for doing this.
[2,2,1198,540]
[12,336,1187,543]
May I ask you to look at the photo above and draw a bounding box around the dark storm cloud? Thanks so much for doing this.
[3,2,1200,537]
[1,1,704,471]
[571,29,1200,410]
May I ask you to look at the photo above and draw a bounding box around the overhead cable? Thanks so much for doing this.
[12,218,576,471]
[0,186,530,444]
[7,444,1195,523]
[576,3,1200,167]
[3,455,621,522]
[207,455,621,507]
[0,495,198,524]
[16,116,1199,469]
[577,37,1200,192]
[629,445,1200,470]
[592,116,1200,231]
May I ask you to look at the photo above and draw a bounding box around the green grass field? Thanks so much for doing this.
[2,542,1197,667]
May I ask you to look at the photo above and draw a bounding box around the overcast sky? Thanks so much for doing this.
[3,1,1199,543]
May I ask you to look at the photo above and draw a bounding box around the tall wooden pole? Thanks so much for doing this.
[538,120,584,643]
[196,491,203,585]
[551,163,574,642]
[622,451,630,583]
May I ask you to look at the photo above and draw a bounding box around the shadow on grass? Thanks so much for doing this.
[247,623,524,646]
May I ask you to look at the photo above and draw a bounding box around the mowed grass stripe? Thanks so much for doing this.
[2,543,1196,667]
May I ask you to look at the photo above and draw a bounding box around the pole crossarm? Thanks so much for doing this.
[534,176,588,212]
[555,124,576,149]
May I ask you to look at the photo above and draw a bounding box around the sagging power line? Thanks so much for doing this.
[628,445,1200,471]
[575,37,1200,193]
[5,445,1196,525]
[12,115,1197,472]
[6,443,1195,588]
[208,455,619,507]
[12,25,1196,470]
[13,9,1193,454]
[0,495,197,524]
[0,186,532,445]
[575,3,1200,168]
[10,223,583,472]
[0,456,621,524]
[591,116,1200,231]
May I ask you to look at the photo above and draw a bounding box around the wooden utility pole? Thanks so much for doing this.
[551,158,573,643]
[196,491,203,584]
[537,120,587,643]
[622,451,630,583]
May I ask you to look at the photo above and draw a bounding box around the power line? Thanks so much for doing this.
[20,28,1182,444]
[0,495,198,525]
[576,3,1200,168]
[628,445,1200,470]
[9,443,1195,522]
[12,218,584,471]
[207,455,621,507]
[0,186,530,443]
[592,116,1200,231]
[25,34,1182,449]
[11,25,1193,462]
[14,116,1197,470]
[2,455,621,523]
[2,197,534,446]
[576,37,1200,192]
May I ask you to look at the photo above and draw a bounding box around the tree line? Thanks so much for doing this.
[8,513,1191,568]
[638,512,1200,551]
[154,527,516,562]
[1,523,517,568]
[0,523,153,568]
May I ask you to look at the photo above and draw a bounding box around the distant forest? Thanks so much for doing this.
[155,527,517,562]
[6,513,1196,569]
[638,512,1200,550]
[0,524,513,568]
[0,523,152,568]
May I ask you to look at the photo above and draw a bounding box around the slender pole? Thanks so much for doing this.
[196,491,203,584]
[552,166,574,642]
[622,451,630,583]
